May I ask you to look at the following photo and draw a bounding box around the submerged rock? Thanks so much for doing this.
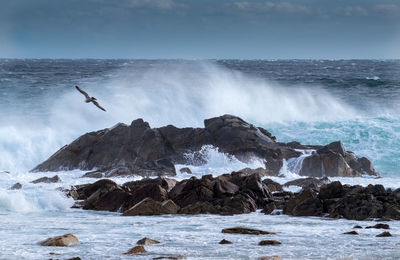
[137,237,160,245]
[221,227,275,235]
[31,175,60,184]
[259,256,282,260]
[258,240,281,245]
[122,245,147,255]
[353,225,363,229]
[343,231,359,235]
[40,234,79,247]
[376,232,392,237]
[366,224,390,229]
[218,239,232,244]
[9,182,22,190]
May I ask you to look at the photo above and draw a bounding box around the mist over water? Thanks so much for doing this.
[0,59,400,176]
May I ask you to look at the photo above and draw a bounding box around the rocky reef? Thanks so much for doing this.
[31,115,379,178]
[67,173,400,221]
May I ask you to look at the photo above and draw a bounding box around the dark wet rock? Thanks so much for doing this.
[137,237,160,245]
[299,141,379,177]
[376,232,392,237]
[82,170,103,178]
[122,198,180,216]
[32,115,378,179]
[40,234,80,247]
[258,240,281,245]
[262,202,277,215]
[284,188,323,216]
[9,182,22,190]
[283,177,330,189]
[67,258,81,260]
[366,224,390,229]
[31,175,60,184]
[353,225,363,229]
[76,179,120,200]
[122,245,147,255]
[319,181,345,200]
[263,179,283,192]
[123,177,176,193]
[30,115,301,177]
[179,167,192,174]
[238,167,277,177]
[221,227,275,235]
[120,183,168,212]
[219,239,232,244]
[343,231,359,235]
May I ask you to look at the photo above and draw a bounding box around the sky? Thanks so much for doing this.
[1,0,400,59]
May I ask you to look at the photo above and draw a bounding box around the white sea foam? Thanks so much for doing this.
[174,145,266,180]
[0,61,359,172]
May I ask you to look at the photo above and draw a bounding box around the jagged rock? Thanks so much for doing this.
[30,115,300,177]
[284,188,323,216]
[40,234,80,247]
[122,245,147,254]
[121,183,168,212]
[319,181,345,200]
[376,232,392,237]
[179,167,192,174]
[238,167,277,177]
[82,170,103,178]
[219,239,232,244]
[221,227,275,235]
[122,198,180,216]
[299,141,379,177]
[262,202,277,214]
[366,224,390,229]
[284,177,330,189]
[343,231,359,235]
[137,237,160,245]
[9,183,22,190]
[76,179,120,200]
[31,175,60,184]
[263,179,283,192]
[258,240,281,245]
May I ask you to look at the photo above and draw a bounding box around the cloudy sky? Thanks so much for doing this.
[1,0,400,59]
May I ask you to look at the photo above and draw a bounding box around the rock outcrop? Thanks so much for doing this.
[66,172,400,221]
[299,141,379,177]
[284,181,400,220]
[31,115,378,178]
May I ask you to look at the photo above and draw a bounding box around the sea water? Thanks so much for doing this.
[0,59,400,259]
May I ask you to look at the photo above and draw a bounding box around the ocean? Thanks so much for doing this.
[0,59,399,259]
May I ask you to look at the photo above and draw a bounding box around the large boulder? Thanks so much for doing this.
[299,141,379,177]
[284,188,323,216]
[122,198,180,216]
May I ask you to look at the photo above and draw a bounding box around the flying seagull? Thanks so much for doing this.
[75,86,106,111]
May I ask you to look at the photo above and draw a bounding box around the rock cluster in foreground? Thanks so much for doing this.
[31,115,379,178]
[68,172,400,220]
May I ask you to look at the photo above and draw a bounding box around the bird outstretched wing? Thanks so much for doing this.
[92,100,106,111]
[75,86,90,99]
